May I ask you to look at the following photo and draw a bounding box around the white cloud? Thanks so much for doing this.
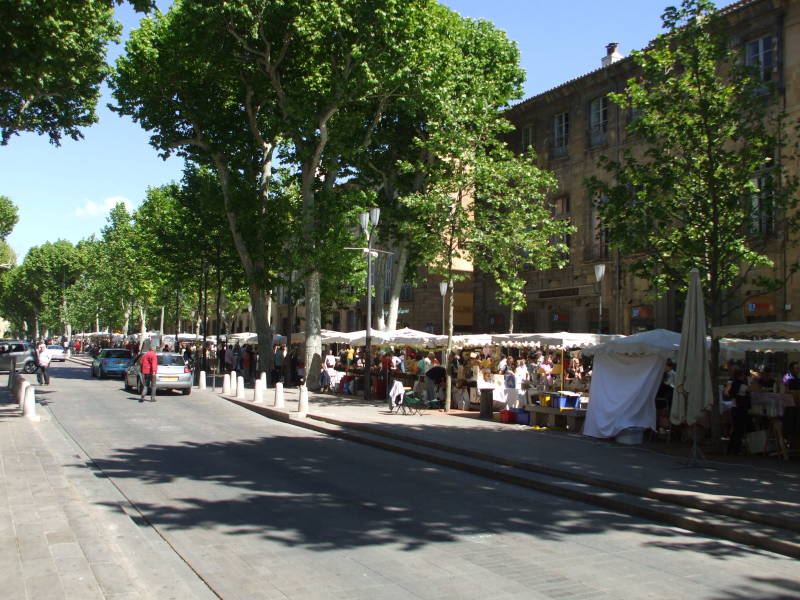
[75,196,133,218]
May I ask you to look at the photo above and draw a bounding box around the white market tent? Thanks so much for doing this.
[491,331,625,349]
[582,329,680,439]
[712,321,800,340]
[719,337,800,353]
[333,327,440,349]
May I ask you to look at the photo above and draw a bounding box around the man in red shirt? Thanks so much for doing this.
[140,347,158,402]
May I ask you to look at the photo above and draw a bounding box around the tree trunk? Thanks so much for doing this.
[385,243,409,331]
[138,305,146,341]
[444,275,454,413]
[122,301,130,337]
[159,305,165,334]
[304,270,323,390]
[374,251,387,330]
[508,307,515,334]
[94,314,99,335]
[249,283,274,386]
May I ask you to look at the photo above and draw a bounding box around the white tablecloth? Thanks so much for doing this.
[751,392,794,418]
[493,388,522,408]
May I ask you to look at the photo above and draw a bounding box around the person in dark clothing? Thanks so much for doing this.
[725,368,751,454]
[425,365,447,406]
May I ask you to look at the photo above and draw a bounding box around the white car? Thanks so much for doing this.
[124,352,193,395]
[47,345,67,362]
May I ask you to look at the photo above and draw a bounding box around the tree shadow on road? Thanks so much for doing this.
[76,431,778,562]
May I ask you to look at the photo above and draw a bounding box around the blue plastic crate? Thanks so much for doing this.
[516,411,530,425]
[553,395,579,409]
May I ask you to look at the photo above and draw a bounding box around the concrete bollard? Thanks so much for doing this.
[7,358,16,388]
[274,382,285,408]
[260,371,267,387]
[253,380,264,403]
[230,370,237,388]
[236,376,245,399]
[297,384,309,417]
[18,380,30,411]
[23,386,40,422]
[198,370,206,390]
[222,374,231,395]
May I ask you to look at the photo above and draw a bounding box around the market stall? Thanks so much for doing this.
[582,329,680,440]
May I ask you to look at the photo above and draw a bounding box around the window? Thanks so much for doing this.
[550,195,570,217]
[746,35,774,82]
[589,96,608,146]
[749,174,775,235]
[399,282,414,302]
[589,197,608,260]
[552,112,569,157]
[521,125,534,151]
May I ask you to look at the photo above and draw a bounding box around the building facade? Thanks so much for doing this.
[475,0,800,335]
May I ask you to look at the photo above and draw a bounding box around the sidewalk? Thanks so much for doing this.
[0,378,217,600]
[224,384,800,548]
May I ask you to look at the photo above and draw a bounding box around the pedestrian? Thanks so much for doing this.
[36,342,52,385]
[724,368,751,454]
[140,346,158,402]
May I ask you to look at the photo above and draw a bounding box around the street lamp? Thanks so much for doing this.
[594,263,606,334]
[360,208,380,403]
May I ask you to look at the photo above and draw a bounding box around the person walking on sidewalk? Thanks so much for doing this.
[36,342,52,385]
[140,347,158,402]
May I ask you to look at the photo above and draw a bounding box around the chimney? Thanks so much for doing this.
[601,42,624,67]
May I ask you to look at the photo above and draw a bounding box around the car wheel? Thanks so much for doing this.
[136,378,143,395]
[182,387,191,396]
[98,367,105,379]
[23,361,37,374]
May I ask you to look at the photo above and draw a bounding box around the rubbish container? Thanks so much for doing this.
[479,389,493,419]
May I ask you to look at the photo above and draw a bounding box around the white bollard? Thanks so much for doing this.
[198,370,206,390]
[236,376,245,399]
[260,371,267,387]
[18,380,30,411]
[274,382,285,408]
[222,374,231,395]
[23,386,40,422]
[253,380,264,403]
[230,370,237,388]
[297,384,309,417]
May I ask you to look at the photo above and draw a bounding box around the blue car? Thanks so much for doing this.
[91,349,133,379]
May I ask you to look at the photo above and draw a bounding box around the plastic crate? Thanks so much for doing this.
[500,409,516,423]
[553,395,579,409]
[515,411,530,425]
[538,394,552,407]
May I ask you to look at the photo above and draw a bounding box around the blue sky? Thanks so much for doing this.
[2,0,673,261]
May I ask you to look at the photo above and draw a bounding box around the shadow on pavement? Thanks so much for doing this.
[80,432,774,560]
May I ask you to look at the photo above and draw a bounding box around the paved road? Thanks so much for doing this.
[22,362,800,599]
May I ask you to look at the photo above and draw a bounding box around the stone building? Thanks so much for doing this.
[475,0,800,335]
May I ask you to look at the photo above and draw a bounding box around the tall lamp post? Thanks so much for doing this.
[360,208,380,403]
[594,263,606,334]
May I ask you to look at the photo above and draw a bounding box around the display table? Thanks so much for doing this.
[750,392,795,459]
[525,406,586,431]
[493,387,523,408]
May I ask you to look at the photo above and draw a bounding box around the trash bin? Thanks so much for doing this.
[479,389,493,419]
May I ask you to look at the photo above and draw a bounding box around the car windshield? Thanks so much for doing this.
[101,350,132,359]
[158,354,186,366]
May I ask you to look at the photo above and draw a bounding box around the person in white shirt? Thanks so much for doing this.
[36,343,52,385]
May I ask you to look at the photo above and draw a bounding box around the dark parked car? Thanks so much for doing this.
[0,340,37,373]
[91,349,133,378]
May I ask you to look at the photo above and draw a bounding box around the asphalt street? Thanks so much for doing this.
[25,361,800,599]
